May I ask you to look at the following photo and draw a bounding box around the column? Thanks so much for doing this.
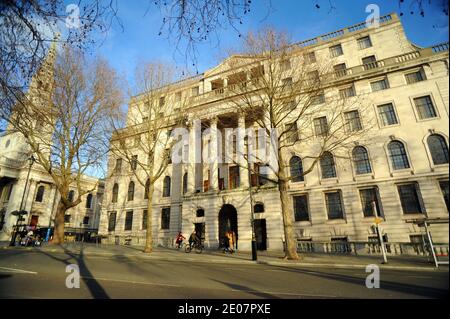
[210,117,219,191]
[237,114,249,188]
[187,119,200,194]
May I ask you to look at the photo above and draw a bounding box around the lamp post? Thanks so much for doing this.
[9,155,35,246]
[244,136,258,261]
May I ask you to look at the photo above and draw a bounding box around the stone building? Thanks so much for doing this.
[99,13,449,251]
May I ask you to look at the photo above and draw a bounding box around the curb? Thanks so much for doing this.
[1,246,442,271]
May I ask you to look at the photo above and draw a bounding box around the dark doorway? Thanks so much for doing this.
[218,204,238,248]
[195,223,205,241]
[254,219,267,250]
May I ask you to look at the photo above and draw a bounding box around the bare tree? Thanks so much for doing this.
[0,0,119,133]
[109,62,188,253]
[3,46,123,244]
[225,28,373,260]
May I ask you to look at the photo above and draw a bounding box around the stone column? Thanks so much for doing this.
[210,117,219,191]
[237,114,249,188]
[187,119,201,194]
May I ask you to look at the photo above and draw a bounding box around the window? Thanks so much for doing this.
[344,110,362,132]
[378,103,398,126]
[115,158,122,173]
[161,207,170,229]
[282,77,293,86]
[304,51,316,64]
[251,65,265,79]
[281,59,291,71]
[131,155,138,171]
[307,70,320,82]
[293,195,309,221]
[388,141,410,170]
[311,92,325,105]
[362,55,377,70]
[353,146,372,174]
[163,176,171,197]
[326,192,344,219]
[142,210,148,230]
[370,78,389,91]
[320,152,337,178]
[428,134,449,165]
[334,63,347,77]
[127,181,135,201]
[112,183,119,203]
[125,210,133,231]
[64,214,71,223]
[413,96,437,119]
[35,185,45,202]
[86,193,93,208]
[339,85,355,99]
[175,92,182,102]
[254,203,265,213]
[286,122,299,143]
[191,86,199,96]
[314,116,328,136]
[159,96,165,107]
[439,181,449,213]
[144,179,150,199]
[108,212,117,231]
[182,173,188,194]
[330,44,343,57]
[359,188,381,217]
[83,216,90,225]
[397,183,424,214]
[229,166,240,189]
[290,156,304,182]
[405,70,425,84]
[68,190,75,203]
[357,36,372,49]
[196,209,205,217]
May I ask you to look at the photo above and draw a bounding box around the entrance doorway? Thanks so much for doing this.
[195,223,205,242]
[218,204,238,248]
[254,219,267,250]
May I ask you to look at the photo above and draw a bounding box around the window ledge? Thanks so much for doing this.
[326,219,347,224]
[320,178,339,185]
[295,220,312,226]
[390,169,414,177]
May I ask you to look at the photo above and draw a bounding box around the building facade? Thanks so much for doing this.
[99,13,449,251]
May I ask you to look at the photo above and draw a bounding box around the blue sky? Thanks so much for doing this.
[91,0,449,89]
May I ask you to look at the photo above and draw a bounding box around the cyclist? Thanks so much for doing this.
[189,230,200,249]
[175,232,186,249]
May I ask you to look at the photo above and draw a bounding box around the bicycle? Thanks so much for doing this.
[185,241,203,254]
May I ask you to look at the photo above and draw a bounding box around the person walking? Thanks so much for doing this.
[222,231,230,253]
[227,231,234,254]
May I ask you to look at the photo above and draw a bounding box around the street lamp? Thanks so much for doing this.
[9,155,35,246]
[244,136,258,261]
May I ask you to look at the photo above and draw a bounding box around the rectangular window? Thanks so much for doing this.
[311,92,325,105]
[83,216,90,225]
[229,166,240,189]
[326,192,344,219]
[362,55,377,70]
[314,116,328,136]
[159,96,165,107]
[293,195,309,221]
[142,210,148,230]
[439,181,449,213]
[370,78,389,92]
[161,207,170,229]
[358,36,372,49]
[191,86,199,96]
[286,122,299,143]
[304,51,316,64]
[108,211,117,231]
[334,63,347,77]
[131,155,138,171]
[344,110,362,132]
[330,44,343,57]
[413,95,437,119]
[281,59,291,71]
[359,188,381,217]
[397,183,424,214]
[377,103,398,126]
[175,92,182,102]
[115,158,122,173]
[339,85,355,99]
[282,77,293,86]
[124,210,133,231]
[64,214,71,223]
[307,70,320,82]
[405,70,425,84]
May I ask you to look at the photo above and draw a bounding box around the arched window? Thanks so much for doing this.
[127,181,135,201]
[388,141,410,170]
[112,183,119,203]
[35,185,45,202]
[144,179,150,199]
[254,203,265,213]
[182,173,188,194]
[163,176,171,197]
[196,209,205,217]
[428,134,449,165]
[68,190,75,203]
[289,156,304,182]
[86,193,93,208]
[352,146,372,175]
[320,152,337,178]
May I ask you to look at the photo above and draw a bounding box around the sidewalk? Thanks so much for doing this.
[1,241,447,271]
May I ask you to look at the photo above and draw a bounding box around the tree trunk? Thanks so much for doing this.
[51,200,67,245]
[277,154,300,260]
[143,182,155,253]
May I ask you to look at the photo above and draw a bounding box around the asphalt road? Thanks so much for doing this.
[0,249,447,299]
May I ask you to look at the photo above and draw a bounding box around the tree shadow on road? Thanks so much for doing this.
[212,278,281,299]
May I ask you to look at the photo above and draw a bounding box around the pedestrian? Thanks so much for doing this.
[231,231,237,251]
[222,232,230,253]
[227,231,234,254]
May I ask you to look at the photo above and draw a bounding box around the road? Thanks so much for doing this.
[0,249,447,299]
